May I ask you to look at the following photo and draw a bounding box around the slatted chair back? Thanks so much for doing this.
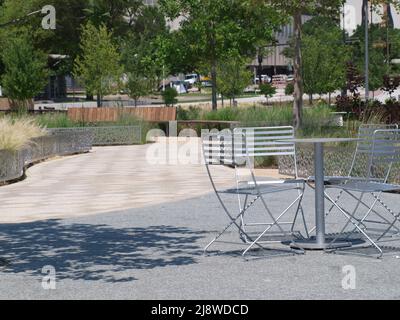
[350,124,399,181]
[202,132,237,166]
[233,126,298,178]
[367,129,400,182]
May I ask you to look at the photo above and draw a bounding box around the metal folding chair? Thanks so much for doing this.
[308,124,398,235]
[323,129,400,258]
[202,127,307,257]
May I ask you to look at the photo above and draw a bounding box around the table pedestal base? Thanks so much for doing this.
[290,237,352,250]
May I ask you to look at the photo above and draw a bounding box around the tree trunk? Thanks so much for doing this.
[211,59,218,111]
[97,93,102,107]
[196,72,202,93]
[309,94,313,105]
[293,11,303,130]
[210,21,218,111]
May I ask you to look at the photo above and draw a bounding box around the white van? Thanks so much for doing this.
[184,74,199,85]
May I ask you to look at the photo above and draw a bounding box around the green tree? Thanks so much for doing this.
[0,0,87,70]
[259,83,276,104]
[84,0,143,38]
[125,73,152,107]
[296,17,349,104]
[162,87,178,107]
[121,5,168,93]
[1,34,48,113]
[351,24,400,96]
[74,22,123,107]
[0,0,148,77]
[217,56,252,106]
[258,0,343,129]
[285,82,294,96]
[160,0,282,110]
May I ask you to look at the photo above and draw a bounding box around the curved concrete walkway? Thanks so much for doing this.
[0,139,234,223]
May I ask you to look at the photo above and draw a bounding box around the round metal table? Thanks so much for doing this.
[278,138,360,250]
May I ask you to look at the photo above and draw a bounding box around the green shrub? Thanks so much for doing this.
[259,83,276,99]
[162,88,178,107]
[176,106,202,120]
[203,107,240,121]
[35,113,80,128]
[285,83,294,96]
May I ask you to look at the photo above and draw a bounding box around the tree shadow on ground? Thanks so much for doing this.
[0,220,206,283]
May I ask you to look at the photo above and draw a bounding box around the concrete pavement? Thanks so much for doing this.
[1,141,400,299]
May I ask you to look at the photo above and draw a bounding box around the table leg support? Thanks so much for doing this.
[290,142,352,250]
[314,142,326,246]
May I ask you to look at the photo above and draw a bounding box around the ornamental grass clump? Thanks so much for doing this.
[0,117,47,151]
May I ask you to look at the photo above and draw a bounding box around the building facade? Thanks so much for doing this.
[254,1,400,78]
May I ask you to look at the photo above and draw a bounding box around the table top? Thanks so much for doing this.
[277,138,360,144]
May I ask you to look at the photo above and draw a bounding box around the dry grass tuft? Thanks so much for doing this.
[0,117,47,151]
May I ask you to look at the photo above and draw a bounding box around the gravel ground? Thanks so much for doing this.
[0,187,400,300]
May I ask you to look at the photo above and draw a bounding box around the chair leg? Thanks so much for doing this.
[204,211,243,253]
[339,190,400,241]
[307,185,344,235]
[330,191,368,241]
[257,193,287,234]
[204,193,262,253]
[239,194,249,242]
[324,193,383,258]
[376,212,400,241]
[242,193,304,256]
[371,193,400,235]
[291,185,308,238]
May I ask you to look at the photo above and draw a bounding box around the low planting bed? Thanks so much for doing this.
[0,125,142,184]
[278,144,400,184]
[278,144,354,178]
[0,129,93,184]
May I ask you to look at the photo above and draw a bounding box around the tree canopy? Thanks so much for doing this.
[217,55,252,105]
[160,0,283,110]
[255,0,344,128]
[73,22,123,107]
[286,16,349,102]
[351,24,400,92]
[1,34,48,112]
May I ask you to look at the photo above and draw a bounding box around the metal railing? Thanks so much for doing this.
[0,125,142,183]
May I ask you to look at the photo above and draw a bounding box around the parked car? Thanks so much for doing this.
[184,74,199,85]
